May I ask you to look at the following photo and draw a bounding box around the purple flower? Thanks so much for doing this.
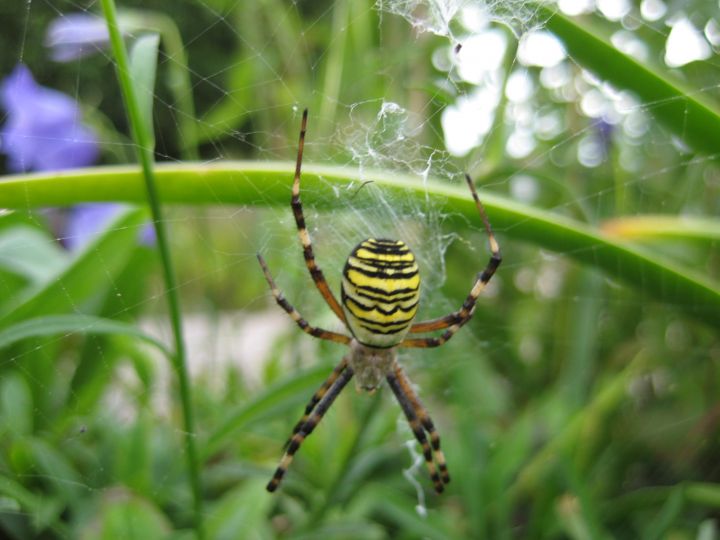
[0,64,99,172]
[138,221,157,246]
[64,204,125,250]
[64,204,156,251]
[594,117,615,157]
[44,14,112,63]
[0,65,153,250]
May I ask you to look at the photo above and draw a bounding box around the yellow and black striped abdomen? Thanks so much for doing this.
[341,239,420,348]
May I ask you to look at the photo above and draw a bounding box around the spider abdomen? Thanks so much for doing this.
[341,239,420,348]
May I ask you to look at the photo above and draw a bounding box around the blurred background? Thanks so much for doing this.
[0,0,719,538]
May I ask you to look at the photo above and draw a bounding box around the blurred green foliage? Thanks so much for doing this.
[1,0,720,539]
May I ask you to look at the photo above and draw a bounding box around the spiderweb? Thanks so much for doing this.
[1,0,719,536]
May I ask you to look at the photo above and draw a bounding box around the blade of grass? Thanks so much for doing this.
[539,4,720,157]
[0,475,67,536]
[307,397,383,528]
[129,33,160,150]
[136,10,199,160]
[643,486,685,540]
[0,226,68,285]
[601,215,720,242]
[0,314,170,358]
[94,492,172,539]
[204,364,330,459]
[605,482,720,518]
[98,1,203,537]
[108,10,199,159]
[1,163,718,328]
[0,208,147,326]
[319,0,349,132]
[509,348,650,498]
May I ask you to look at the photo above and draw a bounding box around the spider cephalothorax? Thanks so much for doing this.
[258,109,501,494]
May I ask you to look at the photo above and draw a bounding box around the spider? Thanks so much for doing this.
[258,109,501,494]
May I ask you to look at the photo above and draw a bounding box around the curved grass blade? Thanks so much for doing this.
[204,364,330,459]
[0,208,147,327]
[0,162,717,327]
[0,475,67,536]
[601,215,720,242]
[0,226,69,285]
[0,314,170,358]
[129,33,160,149]
[539,5,720,157]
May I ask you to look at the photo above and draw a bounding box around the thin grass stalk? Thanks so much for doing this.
[98,0,204,537]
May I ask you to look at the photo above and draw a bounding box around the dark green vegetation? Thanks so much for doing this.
[0,1,719,538]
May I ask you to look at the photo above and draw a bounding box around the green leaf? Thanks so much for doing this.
[643,486,685,540]
[0,226,68,285]
[601,215,720,242]
[129,33,160,149]
[0,314,170,358]
[205,364,330,458]
[686,483,720,508]
[0,372,33,436]
[0,208,148,327]
[555,494,594,540]
[26,437,83,503]
[205,479,273,540]
[0,474,66,535]
[368,485,452,540]
[1,164,717,327]
[114,413,152,495]
[86,491,171,540]
[539,5,720,156]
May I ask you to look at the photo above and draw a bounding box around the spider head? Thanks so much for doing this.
[341,238,420,349]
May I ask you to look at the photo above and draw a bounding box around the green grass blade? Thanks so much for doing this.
[1,372,33,435]
[100,0,203,535]
[1,163,717,327]
[204,480,273,540]
[686,483,720,508]
[0,208,147,327]
[0,475,67,536]
[0,226,68,285]
[602,215,720,242]
[204,364,330,459]
[539,5,720,156]
[129,33,160,149]
[0,314,171,358]
[94,493,172,539]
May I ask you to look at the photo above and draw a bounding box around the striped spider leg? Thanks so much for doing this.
[259,110,501,494]
[386,362,450,492]
[266,358,355,492]
[289,108,347,324]
[401,173,502,348]
[257,254,353,492]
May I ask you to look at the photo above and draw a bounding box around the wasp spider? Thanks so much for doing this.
[258,109,501,494]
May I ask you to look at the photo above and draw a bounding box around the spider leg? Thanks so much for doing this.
[387,365,446,493]
[393,365,450,484]
[291,109,347,324]
[257,254,351,344]
[404,174,501,347]
[284,357,349,447]
[267,364,355,492]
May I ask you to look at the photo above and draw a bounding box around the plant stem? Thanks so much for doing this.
[99,0,204,537]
